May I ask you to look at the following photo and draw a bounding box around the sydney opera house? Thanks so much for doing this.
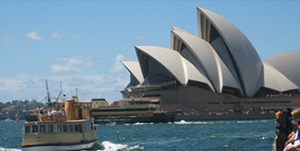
[120,7,300,114]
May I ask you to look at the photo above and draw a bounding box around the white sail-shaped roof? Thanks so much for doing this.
[219,58,242,93]
[197,7,264,97]
[171,27,241,93]
[182,58,215,91]
[263,63,298,92]
[135,46,213,89]
[121,7,300,99]
[136,46,186,84]
[121,61,144,83]
[265,51,300,89]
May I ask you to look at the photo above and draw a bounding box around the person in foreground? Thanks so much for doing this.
[284,108,300,151]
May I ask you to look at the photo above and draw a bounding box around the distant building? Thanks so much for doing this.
[12,100,18,106]
[120,7,300,114]
[30,99,38,109]
[1,106,16,114]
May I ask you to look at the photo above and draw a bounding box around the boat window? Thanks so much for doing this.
[69,125,74,132]
[87,123,90,131]
[25,126,30,134]
[79,124,83,132]
[90,123,93,130]
[74,124,79,132]
[57,125,62,133]
[86,123,90,131]
[48,125,53,133]
[63,125,68,132]
[83,104,87,109]
[32,125,38,133]
[40,125,46,133]
[83,124,86,131]
[84,123,89,131]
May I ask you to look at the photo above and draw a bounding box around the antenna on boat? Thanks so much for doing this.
[46,79,51,103]
[76,88,79,102]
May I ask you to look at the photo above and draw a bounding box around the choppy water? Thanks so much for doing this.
[0,119,275,151]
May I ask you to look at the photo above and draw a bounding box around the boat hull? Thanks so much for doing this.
[22,140,98,151]
[93,112,177,124]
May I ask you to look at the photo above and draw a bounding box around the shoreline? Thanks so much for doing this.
[0,113,275,121]
[174,113,275,121]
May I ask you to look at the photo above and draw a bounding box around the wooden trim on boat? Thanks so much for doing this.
[21,139,97,147]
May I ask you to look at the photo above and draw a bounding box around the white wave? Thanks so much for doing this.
[237,121,254,124]
[101,141,127,151]
[124,122,153,126]
[106,122,117,126]
[100,141,144,151]
[174,120,212,125]
[129,145,144,150]
[132,122,153,125]
[175,120,190,124]
[0,147,21,151]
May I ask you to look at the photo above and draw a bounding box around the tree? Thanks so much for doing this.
[5,101,12,106]
[0,102,7,111]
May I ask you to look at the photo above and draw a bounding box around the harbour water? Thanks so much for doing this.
[0,119,275,151]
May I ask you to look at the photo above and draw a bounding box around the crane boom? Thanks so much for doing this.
[55,81,62,103]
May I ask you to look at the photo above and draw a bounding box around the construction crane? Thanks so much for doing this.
[55,81,63,103]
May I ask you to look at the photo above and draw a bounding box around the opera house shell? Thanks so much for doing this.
[120,7,300,114]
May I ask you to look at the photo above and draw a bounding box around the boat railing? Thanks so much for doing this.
[39,114,67,122]
[98,105,121,108]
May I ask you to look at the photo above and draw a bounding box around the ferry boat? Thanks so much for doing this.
[21,96,98,151]
[91,98,177,124]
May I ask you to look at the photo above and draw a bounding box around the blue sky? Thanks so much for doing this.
[0,1,299,103]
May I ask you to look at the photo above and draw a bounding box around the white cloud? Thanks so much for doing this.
[0,55,131,103]
[26,31,42,41]
[110,55,125,73]
[0,72,129,103]
[52,31,63,39]
[125,36,150,42]
[50,57,94,73]
[51,31,80,39]
[1,35,16,44]
[0,81,5,87]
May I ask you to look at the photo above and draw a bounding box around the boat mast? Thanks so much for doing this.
[46,79,51,103]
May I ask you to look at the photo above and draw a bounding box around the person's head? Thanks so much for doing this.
[291,108,300,127]
[292,108,300,119]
